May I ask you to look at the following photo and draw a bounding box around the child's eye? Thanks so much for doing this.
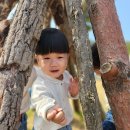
[44,57,50,60]
[58,57,63,59]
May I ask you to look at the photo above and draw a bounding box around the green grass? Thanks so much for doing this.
[27,109,35,130]
[126,42,130,54]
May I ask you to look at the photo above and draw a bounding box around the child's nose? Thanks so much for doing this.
[50,59,58,65]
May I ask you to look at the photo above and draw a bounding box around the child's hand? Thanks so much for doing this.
[69,77,79,97]
[46,105,67,125]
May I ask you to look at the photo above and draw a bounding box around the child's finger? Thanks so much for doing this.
[56,108,63,112]
[47,109,57,120]
[59,118,67,126]
[54,110,64,121]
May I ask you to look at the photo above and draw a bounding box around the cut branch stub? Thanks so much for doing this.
[100,62,119,80]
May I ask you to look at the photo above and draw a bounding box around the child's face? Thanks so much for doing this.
[36,53,69,79]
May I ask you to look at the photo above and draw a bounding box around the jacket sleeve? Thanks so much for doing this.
[31,79,55,121]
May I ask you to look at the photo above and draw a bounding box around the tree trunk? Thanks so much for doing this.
[65,0,102,130]
[0,0,17,20]
[0,0,48,129]
[86,0,130,130]
[43,8,52,29]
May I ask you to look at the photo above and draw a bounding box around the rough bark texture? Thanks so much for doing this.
[65,0,102,130]
[43,8,52,29]
[0,0,17,21]
[87,0,130,130]
[0,19,10,55]
[0,0,48,129]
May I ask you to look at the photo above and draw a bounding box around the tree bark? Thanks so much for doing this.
[43,8,52,29]
[0,0,48,129]
[86,0,130,130]
[0,0,17,20]
[65,0,102,130]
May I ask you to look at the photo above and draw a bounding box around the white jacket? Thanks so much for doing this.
[31,69,74,130]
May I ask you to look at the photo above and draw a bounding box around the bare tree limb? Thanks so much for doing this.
[86,0,130,129]
[65,0,102,130]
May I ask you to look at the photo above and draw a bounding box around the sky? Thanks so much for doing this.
[115,0,130,41]
[89,0,130,42]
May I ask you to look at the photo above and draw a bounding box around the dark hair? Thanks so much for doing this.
[35,28,69,55]
[91,43,100,69]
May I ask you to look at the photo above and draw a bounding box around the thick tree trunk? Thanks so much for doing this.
[0,0,17,20]
[87,0,130,130]
[43,8,52,29]
[0,0,48,129]
[65,0,102,130]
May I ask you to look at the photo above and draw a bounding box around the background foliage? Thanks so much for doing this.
[126,42,130,54]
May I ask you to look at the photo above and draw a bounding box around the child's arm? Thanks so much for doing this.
[46,105,67,125]
[31,81,67,125]
[31,82,56,121]
[68,77,79,97]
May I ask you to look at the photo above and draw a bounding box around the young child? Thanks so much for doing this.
[31,28,79,130]
[91,43,116,130]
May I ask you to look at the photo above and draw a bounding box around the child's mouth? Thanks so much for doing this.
[50,70,59,73]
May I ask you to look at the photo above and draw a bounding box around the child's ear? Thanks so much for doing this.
[35,55,40,66]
